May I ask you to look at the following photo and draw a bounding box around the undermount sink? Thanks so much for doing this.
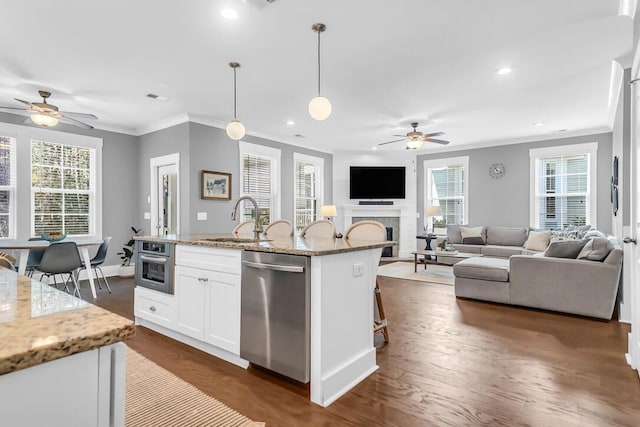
[197,237,269,244]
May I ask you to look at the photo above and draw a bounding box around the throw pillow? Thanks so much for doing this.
[577,238,613,261]
[583,230,606,240]
[544,240,588,259]
[524,230,550,251]
[460,226,484,241]
[462,236,486,245]
[446,224,469,244]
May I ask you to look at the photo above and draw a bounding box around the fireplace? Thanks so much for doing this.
[382,227,393,257]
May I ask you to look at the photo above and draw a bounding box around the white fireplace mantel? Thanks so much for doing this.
[342,204,414,258]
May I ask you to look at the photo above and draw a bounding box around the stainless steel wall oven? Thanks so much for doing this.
[135,240,175,294]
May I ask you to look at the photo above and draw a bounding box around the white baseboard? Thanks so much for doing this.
[76,264,122,281]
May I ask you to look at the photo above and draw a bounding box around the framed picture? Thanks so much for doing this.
[201,170,232,200]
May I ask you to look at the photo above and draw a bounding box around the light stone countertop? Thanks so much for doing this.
[0,269,134,375]
[134,233,392,256]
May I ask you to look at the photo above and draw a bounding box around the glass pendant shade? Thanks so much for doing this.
[225,119,245,140]
[406,139,423,150]
[308,96,332,121]
[31,114,59,127]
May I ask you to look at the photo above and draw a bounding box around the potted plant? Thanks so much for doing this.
[117,226,141,278]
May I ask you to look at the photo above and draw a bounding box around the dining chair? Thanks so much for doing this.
[25,237,46,277]
[38,242,83,298]
[79,237,112,293]
[233,220,255,237]
[263,219,293,237]
[300,219,335,239]
[344,220,389,343]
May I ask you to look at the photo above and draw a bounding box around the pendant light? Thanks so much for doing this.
[309,23,332,121]
[226,62,246,140]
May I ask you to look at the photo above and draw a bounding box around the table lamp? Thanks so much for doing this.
[320,205,337,221]
[426,205,442,234]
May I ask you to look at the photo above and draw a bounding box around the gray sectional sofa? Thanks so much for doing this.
[446,225,540,258]
[453,237,623,320]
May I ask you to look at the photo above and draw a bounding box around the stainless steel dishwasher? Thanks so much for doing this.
[240,251,310,383]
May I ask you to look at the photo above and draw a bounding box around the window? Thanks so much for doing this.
[31,139,96,236]
[530,143,597,229]
[423,156,469,231]
[0,135,16,239]
[239,142,281,225]
[293,153,324,232]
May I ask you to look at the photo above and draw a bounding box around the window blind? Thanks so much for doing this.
[241,153,273,224]
[294,161,317,231]
[428,165,465,227]
[31,140,95,236]
[0,136,15,238]
[536,154,588,229]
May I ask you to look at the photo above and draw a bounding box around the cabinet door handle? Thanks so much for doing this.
[149,305,156,312]
[198,277,209,282]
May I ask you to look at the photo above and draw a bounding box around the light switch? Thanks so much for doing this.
[353,263,364,277]
[144,212,151,219]
[197,212,207,221]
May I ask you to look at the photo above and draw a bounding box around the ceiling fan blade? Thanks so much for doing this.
[14,98,33,107]
[425,138,450,145]
[392,134,407,137]
[60,111,98,120]
[378,139,405,146]
[0,107,38,116]
[57,115,94,129]
[422,132,446,138]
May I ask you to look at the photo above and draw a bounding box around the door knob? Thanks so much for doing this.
[623,237,637,244]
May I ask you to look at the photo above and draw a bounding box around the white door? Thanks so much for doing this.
[626,69,640,375]
[157,163,178,235]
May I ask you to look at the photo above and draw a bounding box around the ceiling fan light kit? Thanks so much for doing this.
[378,122,450,149]
[31,113,59,127]
[309,23,332,121]
[226,61,246,140]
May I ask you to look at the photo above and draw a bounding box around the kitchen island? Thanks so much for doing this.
[0,268,134,426]
[134,233,389,407]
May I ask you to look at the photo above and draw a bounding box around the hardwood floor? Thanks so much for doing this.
[87,273,640,426]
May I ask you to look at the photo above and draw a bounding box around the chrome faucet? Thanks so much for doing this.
[231,196,262,241]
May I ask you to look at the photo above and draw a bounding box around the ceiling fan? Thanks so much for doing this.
[0,90,98,129]
[379,122,449,150]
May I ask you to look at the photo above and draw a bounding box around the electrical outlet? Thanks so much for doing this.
[144,212,151,219]
[197,212,207,221]
[353,263,364,277]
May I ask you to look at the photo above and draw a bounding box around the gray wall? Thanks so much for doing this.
[0,112,139,266]
[188,122,333,233]
[416,132,614,234]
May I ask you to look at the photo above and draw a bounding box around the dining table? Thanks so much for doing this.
[0,238,104,299]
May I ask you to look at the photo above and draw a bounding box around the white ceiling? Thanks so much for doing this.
[0,0,633,153]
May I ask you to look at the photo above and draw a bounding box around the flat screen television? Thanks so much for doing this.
[350,166,406,199]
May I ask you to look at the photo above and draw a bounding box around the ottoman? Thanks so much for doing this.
[453,257,511,304]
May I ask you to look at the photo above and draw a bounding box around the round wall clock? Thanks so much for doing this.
[489,162,506,179]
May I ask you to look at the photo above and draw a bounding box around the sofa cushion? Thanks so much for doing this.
[453,257,510,282]
[524,230,550,251]
[460,226,483,239]
[450,244,483,254]
[482,245,524,258]
[486,226,528,246]
[544,240,588,259]
[577,238,613,261]
[446,224,469,244]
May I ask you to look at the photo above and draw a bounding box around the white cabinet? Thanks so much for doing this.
[174,245,242,355]
[134,286,175,328]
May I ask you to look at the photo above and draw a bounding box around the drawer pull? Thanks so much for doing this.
[149,305,157,312]
[198,277,209,282]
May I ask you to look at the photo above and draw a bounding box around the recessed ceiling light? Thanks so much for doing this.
[533,122,545,127]
[286,120,295,126]
[221,8,238,20]
[496,67,512,75]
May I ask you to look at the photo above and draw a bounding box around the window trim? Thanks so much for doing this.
[238,141,281,221]
[0,135,17,240]
[423,156,469,228]
[529,142,598,229]
[0,123,102,240]
[293,153,324,231]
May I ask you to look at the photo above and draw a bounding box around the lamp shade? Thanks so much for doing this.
[426,205,442,217]
[308,96,332,121]
[31,114,59,127]
[225,120,246,140]
[320,205,337,217]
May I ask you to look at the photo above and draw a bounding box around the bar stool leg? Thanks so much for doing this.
[373,279,389,343]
